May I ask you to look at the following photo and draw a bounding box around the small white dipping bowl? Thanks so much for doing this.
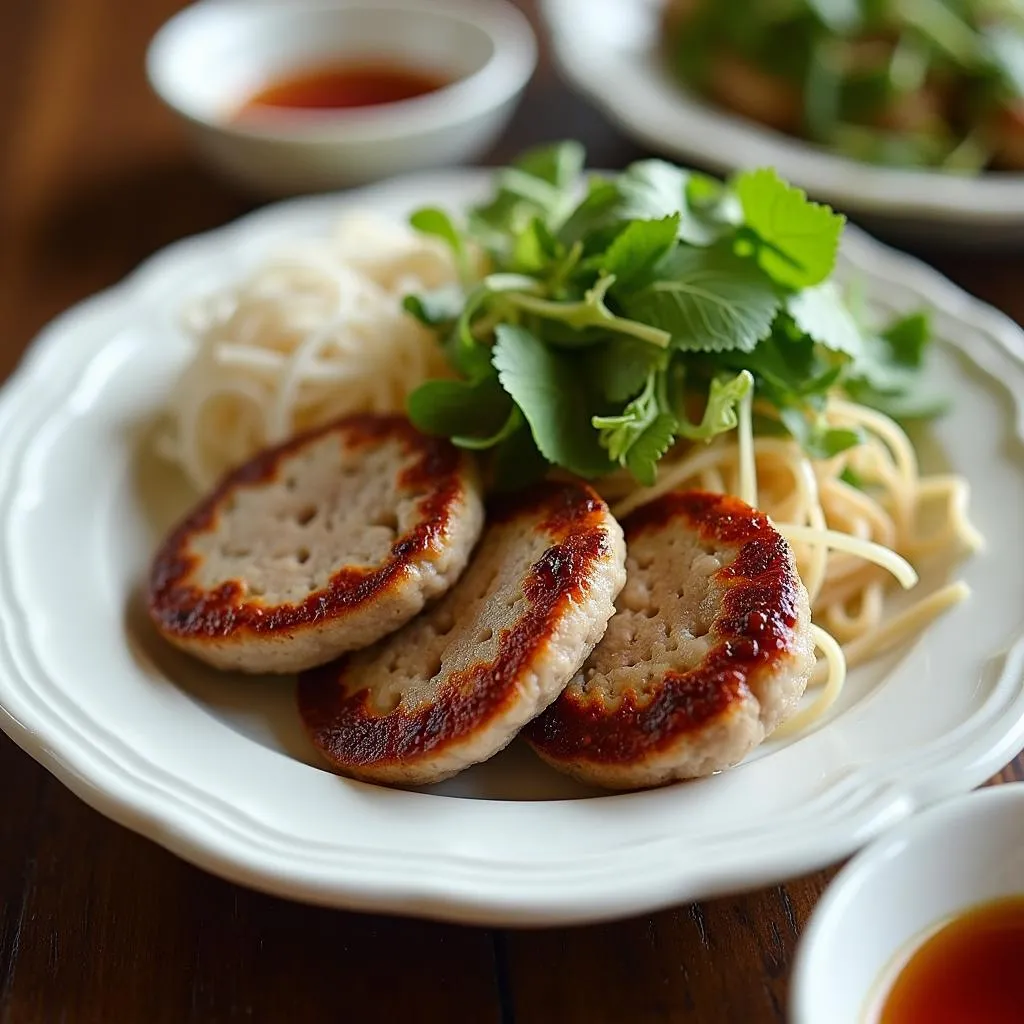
[790,783,1024,1024]
[146,0,537,194]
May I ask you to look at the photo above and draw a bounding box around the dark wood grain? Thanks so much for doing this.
[0,0,1020,1022]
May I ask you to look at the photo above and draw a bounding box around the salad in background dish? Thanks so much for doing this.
[661,0,1024,171]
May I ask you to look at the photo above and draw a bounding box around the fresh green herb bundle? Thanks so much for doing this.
[403,143,939,488]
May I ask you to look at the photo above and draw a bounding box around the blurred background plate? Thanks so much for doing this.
[540,0,1024,245]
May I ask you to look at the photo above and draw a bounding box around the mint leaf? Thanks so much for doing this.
[676,370,753,440]
[407,376,511,442]
[735,168,844,288]
[601,215,680,290]
[403,285,465,327]
[592,337,663,402]
[626,414,678,486]
[786,281,863,357]
[621,246,781,353]
[410,208,469,280]
[617,160,729,245]
[492,325,613,478]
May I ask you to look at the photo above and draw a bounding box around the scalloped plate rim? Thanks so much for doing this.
[0,170,1021,926]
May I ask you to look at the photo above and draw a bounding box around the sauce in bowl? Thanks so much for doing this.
[236,62,450,117]
[878,895,1024,1023]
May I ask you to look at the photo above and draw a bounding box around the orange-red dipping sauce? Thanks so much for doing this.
[878,896,1024,1024]
[236,62,449,116]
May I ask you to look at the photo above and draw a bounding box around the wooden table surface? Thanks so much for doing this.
[1,1,1022,1021]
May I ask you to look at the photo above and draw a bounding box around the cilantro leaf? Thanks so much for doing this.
[492,324,614,478]
[468,191,529,258]
[621,246,781,353]
[592,372,661,462]
[467,143,585,257]
[786,281,863,356]
[592,369,678,483]
[840,465,866,489]
[735,168,845,288]
[676,370,753,440]
[601,215,680,290]
[626,414,678,486]
[617,160,730,246]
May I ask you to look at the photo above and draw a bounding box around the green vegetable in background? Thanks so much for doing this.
[662,0,1024,172]
[403,143,939,487]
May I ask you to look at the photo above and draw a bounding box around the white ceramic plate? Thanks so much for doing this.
[1,170,1024,927]
[540,0,1024,242]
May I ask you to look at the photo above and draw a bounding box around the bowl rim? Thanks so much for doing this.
[789,782,1024,1024]
[145,0,538,143]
